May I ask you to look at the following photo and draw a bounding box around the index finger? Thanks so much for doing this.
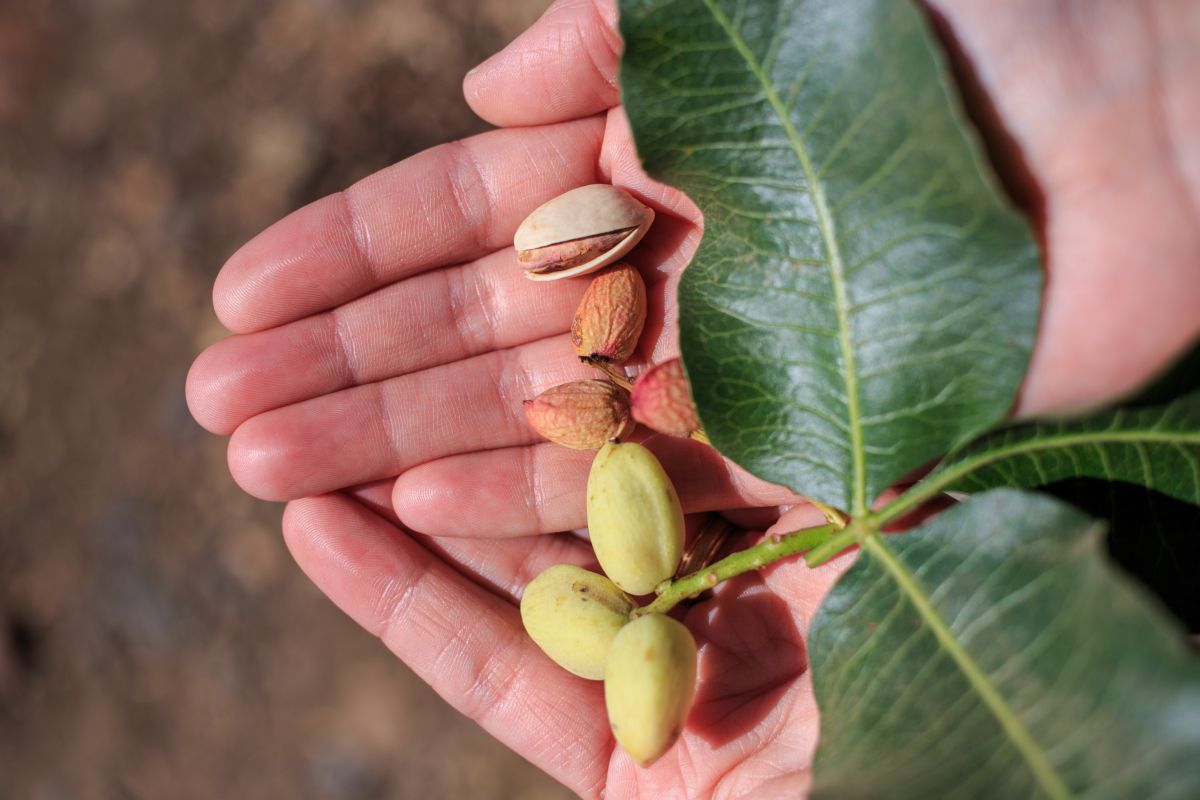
[214,118,604,333]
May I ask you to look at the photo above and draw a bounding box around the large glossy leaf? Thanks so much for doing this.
[1046,478,1200,631]
[619,0,1041,513]
[809,490,1200,799]
[880,390,1200,523]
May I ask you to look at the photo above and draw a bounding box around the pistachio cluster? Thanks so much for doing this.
[518,184,705,450]
[519,441,694,766]
[513,184,710,766]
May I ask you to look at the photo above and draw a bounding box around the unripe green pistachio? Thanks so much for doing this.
[520,564,634,680]
[604,614,697,767]
[586,441,685,595]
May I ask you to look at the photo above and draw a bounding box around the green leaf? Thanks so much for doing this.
[619,0,1040,513]
[879,390,1200,524]
[1046,478,1200,631]
[809,490,1200,799]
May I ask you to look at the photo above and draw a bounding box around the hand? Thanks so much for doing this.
[185,0,1200,514]
[184,20,794,527]
[186,0,1200,796]
[283,481,838,798]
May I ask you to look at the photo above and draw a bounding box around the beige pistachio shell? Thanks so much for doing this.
[520,564,635,680]
[604,614,697,766]
[586,441,685,595]
[514,184,654,281]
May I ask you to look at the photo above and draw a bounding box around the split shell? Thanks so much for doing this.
[514,184,654,281]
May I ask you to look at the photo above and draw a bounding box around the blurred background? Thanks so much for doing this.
[0,0,578,797]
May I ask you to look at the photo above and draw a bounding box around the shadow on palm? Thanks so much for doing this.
[688,575,807,749]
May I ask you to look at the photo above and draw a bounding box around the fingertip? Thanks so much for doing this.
[281,496,324,550]
[392,456,543,537]
[463,0,621,127]
[213,194,363,333]
[227,417,295,502]
[212,237,271,334]
[185,342,227,435]
[280,493,403,637]
[390,469,447,535]
[185,333,282,436]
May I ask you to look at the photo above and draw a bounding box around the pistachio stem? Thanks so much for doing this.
[803,524,863,567]
[631,522,841,618]
[590,361,634,391]
[806,497,848,528]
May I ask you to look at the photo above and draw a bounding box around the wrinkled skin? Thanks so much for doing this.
[186,1,1200,797]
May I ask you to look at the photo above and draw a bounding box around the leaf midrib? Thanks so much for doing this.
[697,4,1076,794]
[861,532,1073,800]
[700,0,867,515]
[876,427,1200,525]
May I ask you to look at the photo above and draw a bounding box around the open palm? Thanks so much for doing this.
[187,0,1200,797]
[279,482,839,798]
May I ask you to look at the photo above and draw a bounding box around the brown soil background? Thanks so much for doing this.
[0,0,577,797]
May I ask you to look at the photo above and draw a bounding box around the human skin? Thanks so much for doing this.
[186,1,1200,796]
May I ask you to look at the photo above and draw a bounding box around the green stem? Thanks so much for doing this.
[806,497,848,528]
[633,523,839,618]
[803,524,863,567]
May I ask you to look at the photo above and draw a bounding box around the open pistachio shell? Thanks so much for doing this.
[514,184,654,281]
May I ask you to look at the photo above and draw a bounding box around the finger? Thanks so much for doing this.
[213,118,604,334]
[193,179,697,435]
[282,493,612,798]
[464,0,620,128]
[392,438,800,538]
[343,480,597,603]
[189,248,588,435]
[227,336,595,501]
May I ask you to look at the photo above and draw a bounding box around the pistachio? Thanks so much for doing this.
[514,184,654,281]
[520,564,634,680]
[604,614,697,766]
[586,441,684,595]
[572,264,647,364]
[631,358,701,437]
[523,379,635,450]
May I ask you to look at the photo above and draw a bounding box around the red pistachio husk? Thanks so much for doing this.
[523,379,636,450]
[571,263,647,364]
[630,359,700,437]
